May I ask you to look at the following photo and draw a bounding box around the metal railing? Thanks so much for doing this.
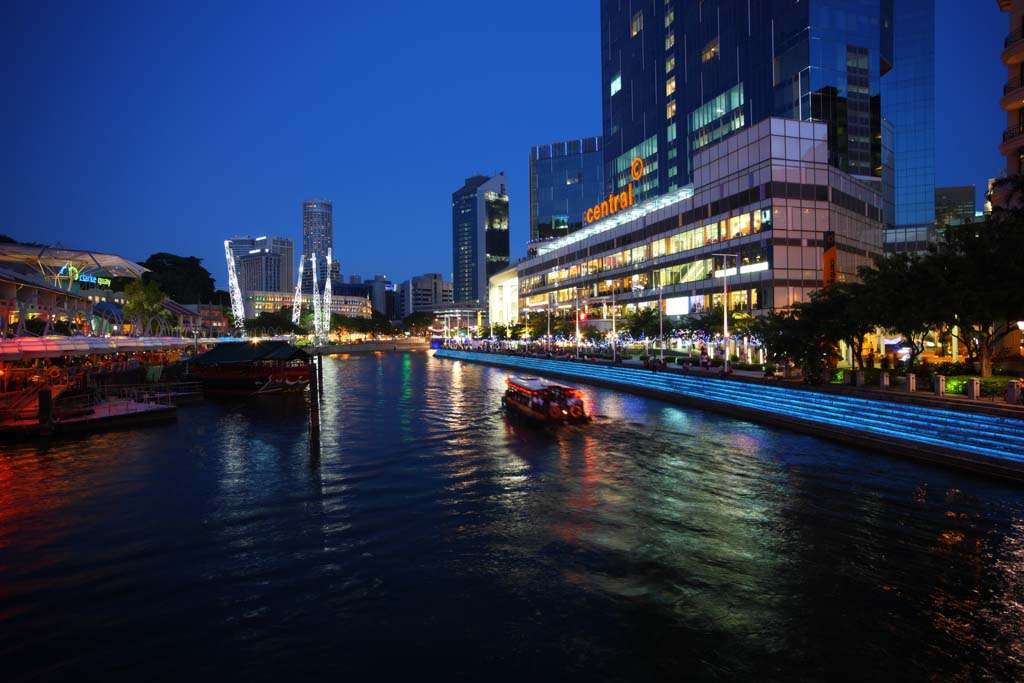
[1006,28,1024,49]
[1006,78,1023,95]
[1003,124,1024,142]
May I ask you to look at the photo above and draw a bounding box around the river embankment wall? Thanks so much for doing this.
[434,349,1024,482]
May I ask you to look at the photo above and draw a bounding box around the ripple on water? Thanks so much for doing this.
[0,352,1022,682]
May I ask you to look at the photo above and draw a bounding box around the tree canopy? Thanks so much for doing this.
[141,253,216,304]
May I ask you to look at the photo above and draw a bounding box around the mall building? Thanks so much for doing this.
[490,118,884,328]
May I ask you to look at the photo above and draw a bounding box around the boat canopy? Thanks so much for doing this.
[0,335,193,360]
[507,375,573,392]
[194,340,310,365]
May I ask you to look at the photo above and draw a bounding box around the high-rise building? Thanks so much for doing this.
[396,273,454,321]
[368,274,395,320]
[451,173,509,305]
[935,186,977,226]
[498,118,883,328]
[529,137,603,249]
[301,199,336,293]
[884,0,936,249]
[227,237,255,264]
[999,1,1024,175]
[228,236,293,294]
[599,0,934,248]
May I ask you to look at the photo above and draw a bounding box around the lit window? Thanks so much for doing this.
[610,73,622,96]
[631,11,643,36]
[702,37,720,62]
[666,55,675,73]
[666,76,676,97]
[665,8,674,27]
[666,100,676,119]
[665,32,675,50]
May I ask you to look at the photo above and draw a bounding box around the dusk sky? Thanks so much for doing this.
[1,0,1009,290]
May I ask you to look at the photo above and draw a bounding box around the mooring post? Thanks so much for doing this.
[309,357,320,452]
[317,350,324,398]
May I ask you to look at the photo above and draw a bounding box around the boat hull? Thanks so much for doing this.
[194,365,311,397]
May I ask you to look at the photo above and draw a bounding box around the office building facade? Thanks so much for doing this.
[452,173,509,305]
[498,119,883,325]
[600,0,933,249]
[244,291,371,320]
[529,137,604,249]
[229,236,294,294]
[396,273,454,321]
[935,186,976,226]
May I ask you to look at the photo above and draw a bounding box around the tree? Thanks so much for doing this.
[858,253,939,371]
[123,279,167,318]
[931,217,1024,376]
[141,253,216,304]
[804,283,875,369]
[245,311,306,335]
[401,312,436,335]
[624,306,660,338]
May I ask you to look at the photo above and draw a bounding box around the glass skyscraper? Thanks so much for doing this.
[529,137,604,248]
[883,0,936,250]
[452,174,509,305]
[600,0,934,243]
[301,198,337,293]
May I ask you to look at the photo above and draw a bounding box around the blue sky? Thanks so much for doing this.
[0,0,1007,289]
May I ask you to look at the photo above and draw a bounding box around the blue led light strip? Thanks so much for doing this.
[435,350,1024,466]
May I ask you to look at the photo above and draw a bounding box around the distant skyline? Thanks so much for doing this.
[1,0,1008,290]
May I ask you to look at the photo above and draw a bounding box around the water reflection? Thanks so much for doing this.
[0,352,1022,681]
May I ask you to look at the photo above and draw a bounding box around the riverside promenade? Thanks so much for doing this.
[434,349,1024,481]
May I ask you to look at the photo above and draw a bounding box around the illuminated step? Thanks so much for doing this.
[435,350,1024,464]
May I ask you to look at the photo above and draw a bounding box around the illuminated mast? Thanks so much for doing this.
[291,259,304,325]
[224,240,246,337]
[311,253,321,342]
[321,248,332,340]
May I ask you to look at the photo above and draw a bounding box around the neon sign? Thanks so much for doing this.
[58,264,111,288]
[585,157,644,224]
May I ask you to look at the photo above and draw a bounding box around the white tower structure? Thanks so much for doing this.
[224,240,246,336]
[291,259,304,325]
[321,248,333,340]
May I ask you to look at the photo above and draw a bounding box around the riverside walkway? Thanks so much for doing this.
[434,349,1024,481]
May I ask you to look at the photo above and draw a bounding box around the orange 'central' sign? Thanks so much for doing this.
[585,157,645,224]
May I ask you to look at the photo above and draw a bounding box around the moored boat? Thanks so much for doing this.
[192,341,311,396]
[502,375,589,424]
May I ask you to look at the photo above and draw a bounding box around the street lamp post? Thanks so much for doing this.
[575,289,581,360]
[546,299,551,353]
[712,253,740,373]
[658,284,664,362]
[606,279,617,363]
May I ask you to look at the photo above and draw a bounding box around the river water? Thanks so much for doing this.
[2,351,1023,681]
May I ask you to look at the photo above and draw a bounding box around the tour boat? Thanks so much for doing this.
[192,341,311,396]
[502,375,589,425]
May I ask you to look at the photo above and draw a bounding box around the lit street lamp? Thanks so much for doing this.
[658,284,664,362]
[712,252,740,373]
[605,279,618,363]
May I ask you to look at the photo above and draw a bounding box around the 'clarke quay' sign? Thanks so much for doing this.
[584,157,645,225]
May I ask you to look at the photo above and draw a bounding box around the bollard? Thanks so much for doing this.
[966,378,980,400]
[855,371,865,387]
[1007,380,1022,405]
[880,372,890,389]
[934,374,945,397]
[906,374,916,392]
